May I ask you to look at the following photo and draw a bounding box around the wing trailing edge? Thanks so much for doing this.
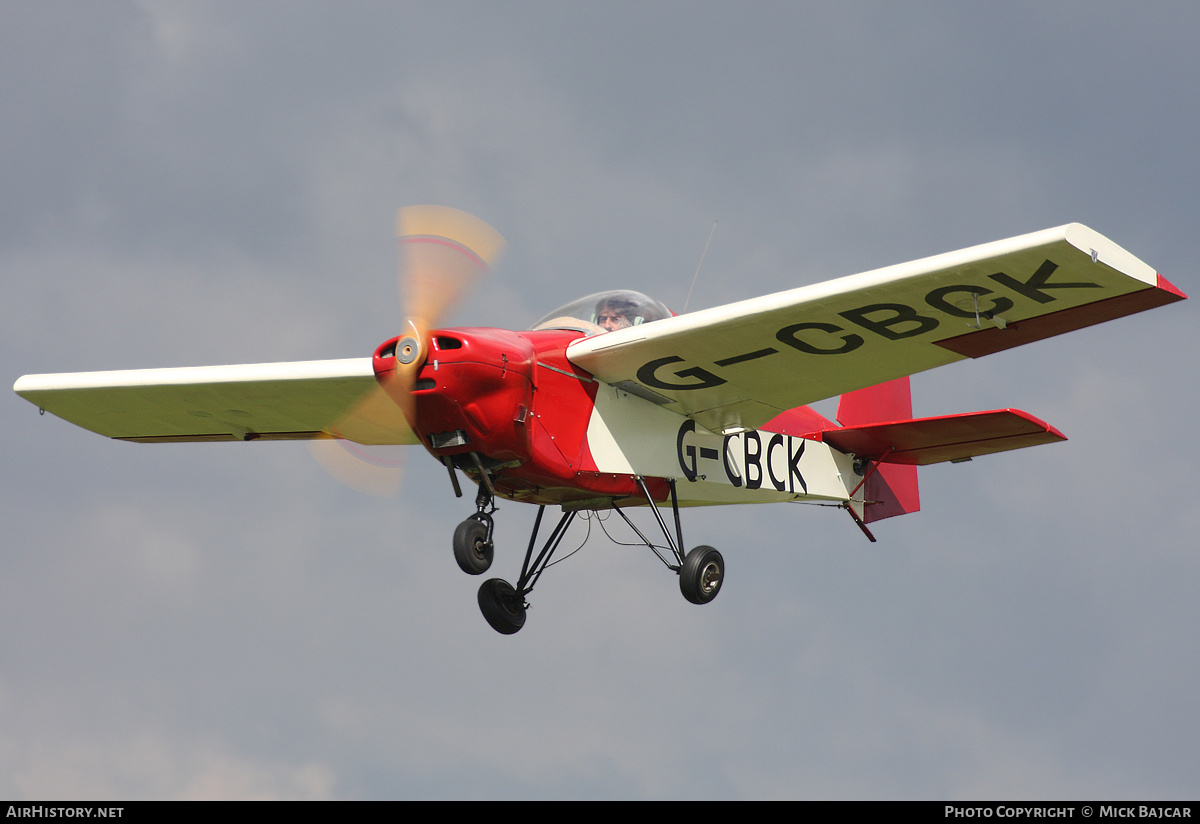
[936,272,1187,358]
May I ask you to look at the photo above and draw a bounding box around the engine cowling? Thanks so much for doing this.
[374,328,536,466]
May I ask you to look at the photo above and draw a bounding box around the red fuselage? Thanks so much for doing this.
[374,329,662,506]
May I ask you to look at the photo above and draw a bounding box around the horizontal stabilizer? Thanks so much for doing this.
[815,409,1066,466]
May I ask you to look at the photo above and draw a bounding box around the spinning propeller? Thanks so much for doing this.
[390,205,506,418]
[309,206,506,495]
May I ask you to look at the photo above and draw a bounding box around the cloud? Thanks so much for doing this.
[3,1,1196,800]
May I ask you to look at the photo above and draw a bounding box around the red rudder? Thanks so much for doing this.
[837,377,920,523]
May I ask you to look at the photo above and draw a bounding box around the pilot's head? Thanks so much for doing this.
[595,296,641,331]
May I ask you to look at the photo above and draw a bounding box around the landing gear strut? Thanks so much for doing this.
[451,457,497,575]
[613,477,725,607]
[456,471,724,635]
[476,505,576,635]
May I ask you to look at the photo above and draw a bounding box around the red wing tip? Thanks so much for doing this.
[1156,273,1188,300]
[986,408,1067,441]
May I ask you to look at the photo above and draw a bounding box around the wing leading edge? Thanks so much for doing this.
[13,358,417,445]
[567,223,1186,433]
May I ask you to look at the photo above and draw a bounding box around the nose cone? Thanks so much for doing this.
[376,328,536,465]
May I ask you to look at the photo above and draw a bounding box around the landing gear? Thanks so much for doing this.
[456,471,725,634]
[452,457,498,575]
[472,505,577,635]
[613,477,725,607]
[453,514,493,574]
[477,578,526,634]
[679,545,724,604]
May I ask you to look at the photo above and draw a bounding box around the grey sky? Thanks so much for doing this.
[2,1,1196,799]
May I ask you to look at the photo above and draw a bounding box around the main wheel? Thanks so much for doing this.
[477,578,527,635]
[679,545,724,605]
[453,516,493,575]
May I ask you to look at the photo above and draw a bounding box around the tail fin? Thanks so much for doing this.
[836,377,920,524]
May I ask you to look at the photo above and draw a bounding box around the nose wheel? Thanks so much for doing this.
[453,513,494,575]
[452,461,498,576]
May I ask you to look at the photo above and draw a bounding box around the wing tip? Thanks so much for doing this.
[1155,273,1188,301]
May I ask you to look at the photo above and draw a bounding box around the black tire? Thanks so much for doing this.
[679,545,724,605]
[477,578,526,635]
[453,517,493,575]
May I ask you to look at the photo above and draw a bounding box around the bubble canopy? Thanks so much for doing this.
[530,290,674,336]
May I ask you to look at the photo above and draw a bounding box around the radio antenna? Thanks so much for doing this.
[682,220,717,313]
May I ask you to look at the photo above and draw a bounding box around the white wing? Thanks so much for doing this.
[567,223,1186,433]
[14,358,417,445]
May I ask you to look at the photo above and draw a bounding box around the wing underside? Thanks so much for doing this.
[567,223,1186,433]
[13,358,417,445]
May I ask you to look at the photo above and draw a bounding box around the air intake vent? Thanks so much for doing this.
[430,429,469,449]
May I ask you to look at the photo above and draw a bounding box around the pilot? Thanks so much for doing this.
[595,294,657,332]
